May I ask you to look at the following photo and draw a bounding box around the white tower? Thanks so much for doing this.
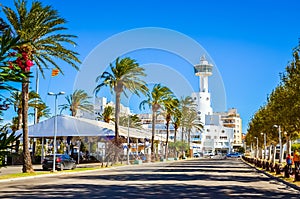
[191,55,213,122]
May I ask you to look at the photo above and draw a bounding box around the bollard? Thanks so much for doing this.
[284,165,290,178]
[270,163,275,172]
[295,167,300,181]
[275,163,282,175]
[266,161,270,171]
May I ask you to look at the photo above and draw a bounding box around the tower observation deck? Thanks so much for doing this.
[194,55,213,93]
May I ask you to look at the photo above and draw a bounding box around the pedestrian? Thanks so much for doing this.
[293,149,300,170]
[286,154,293,174]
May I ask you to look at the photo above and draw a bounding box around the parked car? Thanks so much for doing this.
[193,152,201,158]
[226,152,242,158]
[42,154,76,171]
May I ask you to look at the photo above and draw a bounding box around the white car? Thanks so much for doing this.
[193,152,201,158]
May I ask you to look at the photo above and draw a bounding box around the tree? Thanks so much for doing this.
[99,105,114,123]
[59,89,93,116]
[0,18,27,118]
[184,109,203,151]
[162,96,179,159]
[0,17,26,92]
[0,125,21,168]
[140,84,173,158]
[29,102,50,123]
[172,107,181,143]
[119,114,142,129]
[11,90,42,130]
[94,57,148,161]
[179,96,196,142]
[3,0,81,172]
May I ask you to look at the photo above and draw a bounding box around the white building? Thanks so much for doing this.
[77,96,131,120]
[191,55,241,154]
[191,55,213,123]
[215,108,243,148]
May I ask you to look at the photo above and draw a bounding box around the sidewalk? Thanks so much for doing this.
[0,162,103,176]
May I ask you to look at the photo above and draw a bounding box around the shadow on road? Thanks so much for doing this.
[1,159,299,199]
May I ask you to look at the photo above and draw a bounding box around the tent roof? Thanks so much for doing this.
[15,115,162,140]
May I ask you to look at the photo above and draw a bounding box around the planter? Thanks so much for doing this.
[134,160,143,165]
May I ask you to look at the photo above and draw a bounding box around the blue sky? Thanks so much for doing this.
[1,0,300,133]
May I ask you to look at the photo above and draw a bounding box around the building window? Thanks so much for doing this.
[207,129,210,132]
[222,130,225,133]
[206,136,211,139]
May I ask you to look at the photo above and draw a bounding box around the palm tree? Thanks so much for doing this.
[0,17,25,91]
[185,109,203,153]
[94,57,148,149]
[119,114,142,129]
[140,84,173,158]
[162,96,179,159]
[29,102,50,123]
[59,89,93,117]
[11,90,42,130]
[179,96,196,142]
[99,105,114,123]
[3,0,81,172]
[172,109,181,143]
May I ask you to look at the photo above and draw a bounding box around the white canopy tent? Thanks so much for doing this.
[15,115,164,141]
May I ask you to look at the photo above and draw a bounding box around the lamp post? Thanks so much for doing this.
[273,125,282,163]
[48,91,65,172]
[254,137,258,158]
[127,111,130,165]
[261,132,266,159]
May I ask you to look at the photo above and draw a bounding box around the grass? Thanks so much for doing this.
[0,172,49,180]
[0,163,127,180]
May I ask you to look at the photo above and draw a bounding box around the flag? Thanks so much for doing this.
[51,68,60,77]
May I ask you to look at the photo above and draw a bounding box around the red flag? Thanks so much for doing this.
[51,68,59,77]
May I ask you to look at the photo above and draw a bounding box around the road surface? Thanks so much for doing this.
[0,158,299,198]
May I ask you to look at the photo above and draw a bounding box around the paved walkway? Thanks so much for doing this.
[0,162,103,176]
[1,159,300,198]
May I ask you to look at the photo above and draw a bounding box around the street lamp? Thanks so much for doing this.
[273,125,282,163]
[261,132,266,159]
[127,111,130,165]
[254,137,258,158]
[48,91,65,172]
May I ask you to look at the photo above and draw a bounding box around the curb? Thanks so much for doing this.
[0,159,182,183]
[241,158,300,191]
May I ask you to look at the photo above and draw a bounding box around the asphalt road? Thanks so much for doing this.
[0,158,299,199]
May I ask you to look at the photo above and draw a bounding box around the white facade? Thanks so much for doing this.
[201,115,234,154]
[190,55,240,154]
[215,108,243,147]
[77,97,131,120]
[192,55,214,123]
[191,92,213,123]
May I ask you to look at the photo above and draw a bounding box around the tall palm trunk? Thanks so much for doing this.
[174,125,178,143]
[115,91,121,141]
[165,119,170,159]
[181,126,185,157]
[22,81,34,173]
[174,126,178,158]
[188,129,191,157]
[151,109,156,158]
[181,125,185,142]
[114,91,121,163]
[17,108,22,130]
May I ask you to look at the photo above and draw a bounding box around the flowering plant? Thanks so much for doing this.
[7,45,34,72]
